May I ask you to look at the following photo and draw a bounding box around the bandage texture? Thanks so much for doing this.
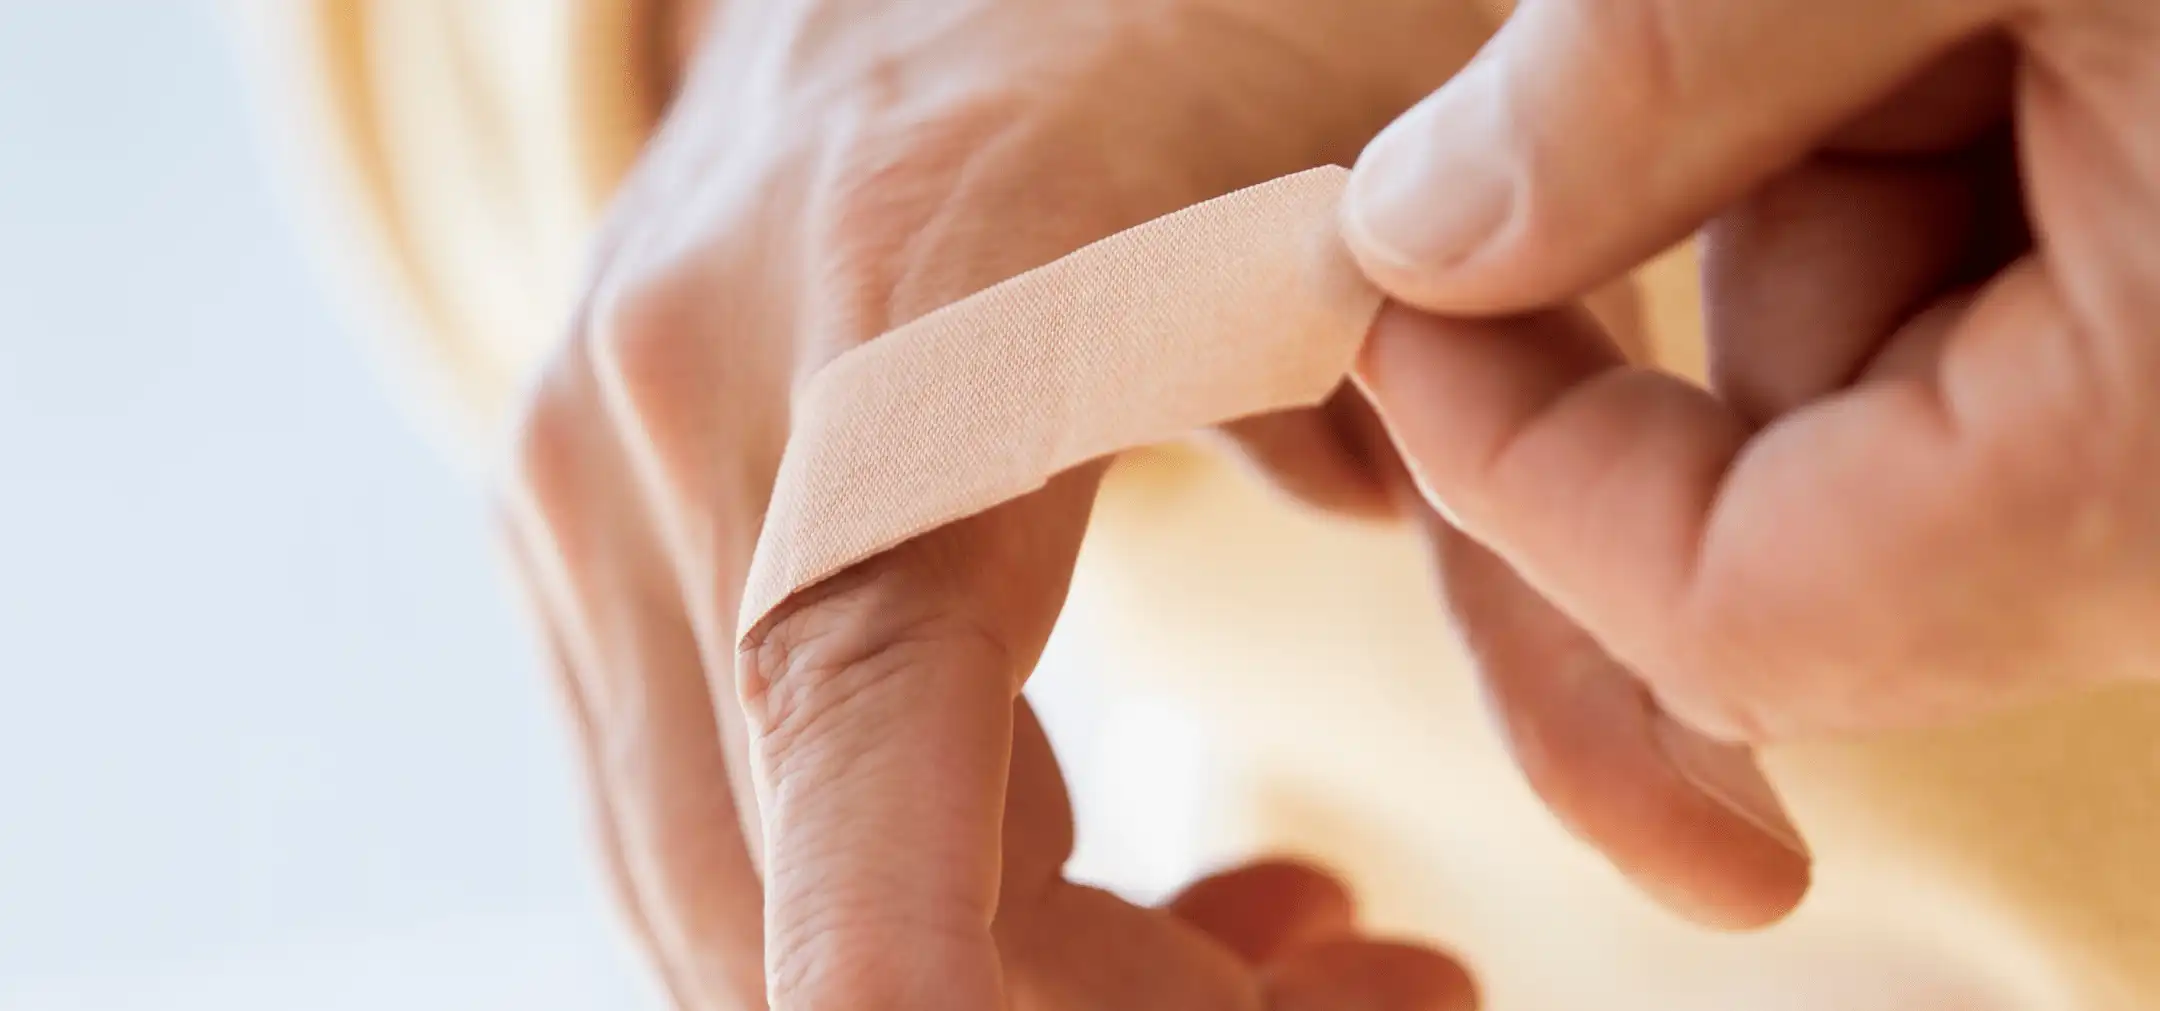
[738,167,1382,638]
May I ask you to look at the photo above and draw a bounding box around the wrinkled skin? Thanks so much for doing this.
[497,0,1810,1007]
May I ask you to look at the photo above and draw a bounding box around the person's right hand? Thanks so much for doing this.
[1345,0,2160,741]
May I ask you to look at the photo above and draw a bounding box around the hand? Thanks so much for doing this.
[1345,0,2160,741]
[496,0,1515,1006]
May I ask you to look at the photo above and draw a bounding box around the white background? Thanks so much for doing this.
[0,3,653,1006]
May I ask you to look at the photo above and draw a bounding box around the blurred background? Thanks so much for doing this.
[0,4,1204,1007]
[0,2,654,1006]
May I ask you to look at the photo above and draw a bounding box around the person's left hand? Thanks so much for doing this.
[497,1,1510,1006]
[498,0,1812,1004]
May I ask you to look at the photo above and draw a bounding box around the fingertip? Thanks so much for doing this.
[1264,940,1479,1011]
[1218,408,1399,521]
[1342,61,1524,316]
[1640,826,1813,932]
[1166,859,1357,965]
[1652,717,1803,850]
[1429,523,1810,935]
[1646,713,1814,932]
[1352,301,1625,521]
[1339,31,1659,319]
[1346,0,2017,321]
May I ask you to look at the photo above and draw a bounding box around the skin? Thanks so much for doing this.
[493,0,2160,1005]
[1343,0,2160,742]
[505,2,1508,1005]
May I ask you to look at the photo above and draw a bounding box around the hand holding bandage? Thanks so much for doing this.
[1345,0,2160,743]
[498,1,1809,1007]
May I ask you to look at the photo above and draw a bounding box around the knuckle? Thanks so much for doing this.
[767,920,995,1011]
[804,115,1012,338]
[582,267,706,420]
[502,341,594,516]
[739,562,1011,753]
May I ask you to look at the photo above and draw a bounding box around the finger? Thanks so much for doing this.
[2012,7,2160,368]
[1583,276,1650,363]
[1703,155,1986,425]
[1217,393,1397,519]
[498,523,697,1008]
[1362,258,2119,741]
[568,569,766,1007]
[1003,882,1262,1010]
[995,699,1266,1011]
[1342,0,2020,313]
[1167,861,1357,965]
[1354,302,1742,681]
[995,705,1255,1011]
[1263,940,1479,1011]
[742,466,1103,1010]
[1214,378,1432,524]
[1830,35,2015,155]
[504,367,769,1006]
[1428,519,1809,929]
[1004,873,1463,1011]
[1705,39,2018,425]
[1686,262,2112,738]
[999,714,1452,1011]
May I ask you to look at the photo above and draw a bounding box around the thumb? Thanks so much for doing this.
[1342,0,2017,313]
[739,466,1102,1010]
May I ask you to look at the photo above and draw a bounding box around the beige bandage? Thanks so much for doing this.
[738,167,1383,639]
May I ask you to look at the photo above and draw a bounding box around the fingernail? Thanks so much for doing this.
[1344,65,1516,276]
[1653,718,1808,856]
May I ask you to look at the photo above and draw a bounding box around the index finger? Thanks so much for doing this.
[1354,300,1760,738]
[738,468,1102,1009]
